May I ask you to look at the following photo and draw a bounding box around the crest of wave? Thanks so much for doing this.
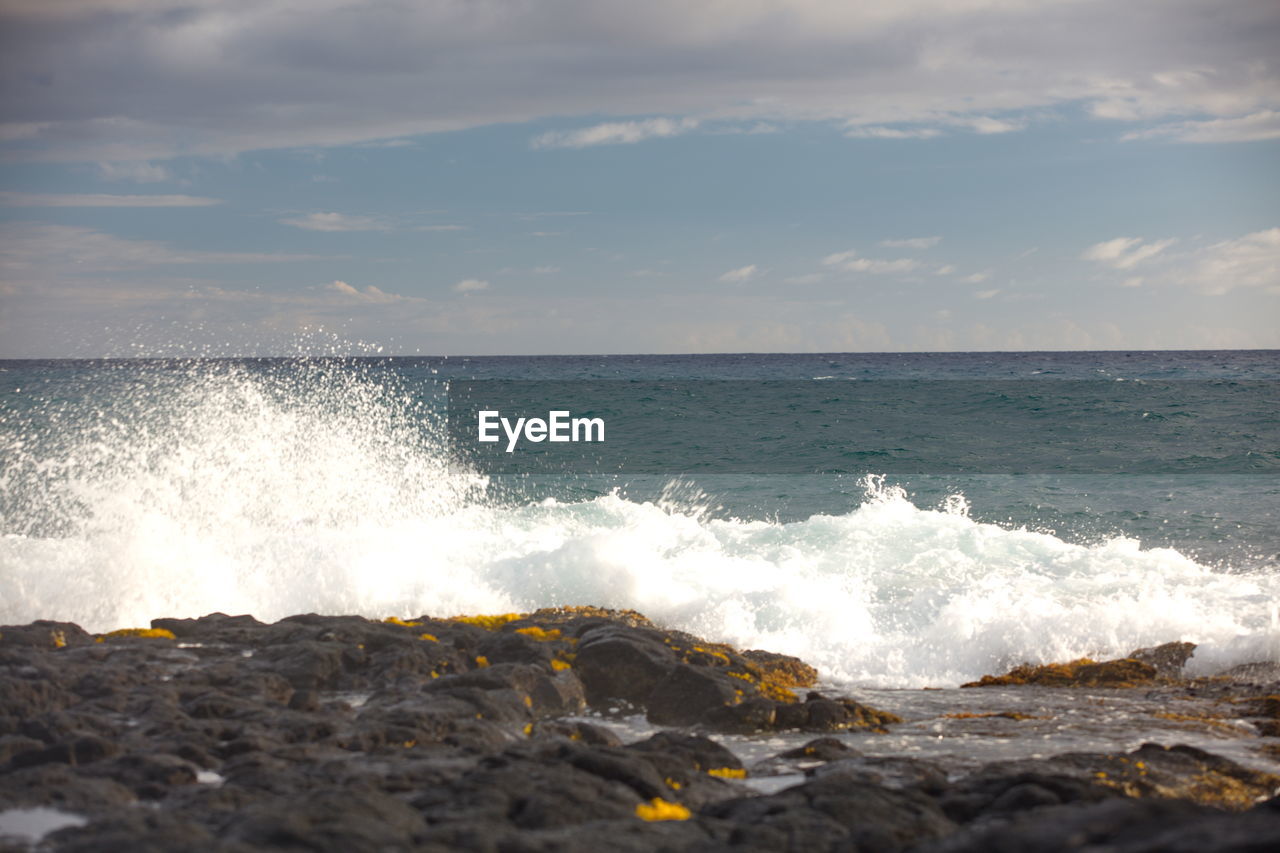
[0,359,487,630]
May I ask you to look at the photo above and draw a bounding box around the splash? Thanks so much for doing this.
[2,362,1276,687]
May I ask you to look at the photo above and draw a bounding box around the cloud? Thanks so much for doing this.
[1122,109,1280,143]
[1180,227,1280,294]
[935,265,956,275]
[5,1,1276,162]
[973,289,1001,299]
[718,264,759,283]
[96,161,172,182]
[844,126,942,140]
[822,250,918,274]
[279,212,387,232]
[326,280,404,303]
[532,118,699,149]
[0,191,220,207]
[959,271,991,284]
[1082,236,1176,269]
[0,223,321,280]
[880,236,940,249]
[453,278,489,293]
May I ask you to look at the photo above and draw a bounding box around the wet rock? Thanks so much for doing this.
[150,612,265,641]
[529,719,622,746]
[572,627,677,706]
[741,649,820,689]
[646,664,741,726]
[916,795,1280,853]
[976,742,1280,811]
[962,656,1158,688]
[0,763,137,811]
[813,755,950,794]
[773,692,903,732]
[8,735,120,769]
[934,771,1119,823]
[224,787,427,852]
[1128,641,1197,678]
[706,772,957,851]
[84,753,200,799]
[0,621,92,650]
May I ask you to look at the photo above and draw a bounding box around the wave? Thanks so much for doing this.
[2,362,1276,687]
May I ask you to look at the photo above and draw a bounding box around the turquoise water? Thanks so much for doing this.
[1,352,1277,687]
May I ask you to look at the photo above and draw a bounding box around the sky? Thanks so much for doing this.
[1,0,1278,356]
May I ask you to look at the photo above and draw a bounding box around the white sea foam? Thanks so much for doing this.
[2,364,1277,688]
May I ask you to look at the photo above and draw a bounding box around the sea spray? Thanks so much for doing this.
[2,360,1277,687]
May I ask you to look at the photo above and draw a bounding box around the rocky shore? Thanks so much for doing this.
[2,608,1278,851]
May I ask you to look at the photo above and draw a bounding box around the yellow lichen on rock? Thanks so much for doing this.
[515,626,562,641]
[451,613,523,630]
[550,658,572,672]
[707,767,747,779]
[101,628,177,640]
[474,655,490,668]
[634,798,691,821]
[383,616,422,627]
[418,633,438,642]
[962,657,1157,688]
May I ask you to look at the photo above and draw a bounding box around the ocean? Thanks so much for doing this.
[2,351,1277,690]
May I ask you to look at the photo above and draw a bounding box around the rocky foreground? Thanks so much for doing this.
[1,608,1279,852]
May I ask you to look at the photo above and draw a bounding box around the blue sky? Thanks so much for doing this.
[1,0,1277,356]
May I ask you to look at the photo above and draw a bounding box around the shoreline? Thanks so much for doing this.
[2,608,1279,851]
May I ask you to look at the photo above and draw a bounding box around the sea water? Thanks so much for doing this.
[1,352,1277,689]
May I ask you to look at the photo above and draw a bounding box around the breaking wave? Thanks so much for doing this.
[2,361,1276,687]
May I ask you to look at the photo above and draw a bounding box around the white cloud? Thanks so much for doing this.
[279,212,387,232]
[0,191,220,207]
[959,271,991,284]
[935,264,956,275]
[1122,109,1280,143]
[533,117,699,149]
[973,289,1001,299]
[880,236,941,249]
[326,280,404,303]
[1180,227,1280,294]
[6,1,1276,161]
[453,278,489,293]
[823,250,918,274]
[1082,236,1175,269]
[0,222,320,274]
[1121,276,1144,288]
[96,161,172,182]
[844,126,942,140]
[718,264,759,283]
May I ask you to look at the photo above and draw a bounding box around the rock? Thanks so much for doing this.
[0,620,92,649]
[976,742,1280,811]
[916,795,1280,853]
[1128,641,1197,677]
[705,772,958,851]
[572,628,677,706]
[774,693,903,732]
[224,787,428,852]
[741,649,820,689]
[646,664,741,726]
[8,735,120,769]
[962,656,1158,688]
